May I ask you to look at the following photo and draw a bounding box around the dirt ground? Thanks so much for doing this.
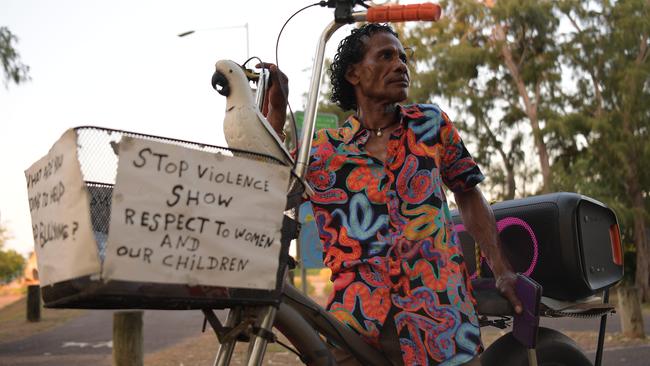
[0,293,23,309]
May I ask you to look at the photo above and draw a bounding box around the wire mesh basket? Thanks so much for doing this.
[32,126,302,310]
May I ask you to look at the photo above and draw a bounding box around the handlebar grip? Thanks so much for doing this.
[366,3,442,23]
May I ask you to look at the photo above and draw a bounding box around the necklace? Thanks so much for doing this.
[367,122,397,137]
[372,126,386,137]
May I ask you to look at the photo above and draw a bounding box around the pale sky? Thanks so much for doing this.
[1,0,385,256]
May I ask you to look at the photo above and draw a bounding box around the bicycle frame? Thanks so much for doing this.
[209,5,406,365]
[294,12,365,180]
[206,3,616,366]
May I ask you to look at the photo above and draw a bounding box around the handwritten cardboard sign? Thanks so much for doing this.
[103,137,290,290]
[25,129,101,285]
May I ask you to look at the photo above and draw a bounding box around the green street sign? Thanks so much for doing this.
[294,111,339,132]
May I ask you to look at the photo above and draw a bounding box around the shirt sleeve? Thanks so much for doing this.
[439,110,485,192]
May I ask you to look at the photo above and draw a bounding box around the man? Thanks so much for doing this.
[265,23,521,366]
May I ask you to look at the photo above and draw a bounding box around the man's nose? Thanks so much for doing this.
[394,58,408,75]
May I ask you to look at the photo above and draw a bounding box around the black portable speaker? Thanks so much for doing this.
[452,192,623,301]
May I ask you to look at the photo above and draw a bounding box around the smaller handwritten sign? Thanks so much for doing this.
[103,137,290,290]
[24,129,101,285]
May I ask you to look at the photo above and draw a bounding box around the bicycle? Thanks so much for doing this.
[29,1,622,366]
[203,2,622,366]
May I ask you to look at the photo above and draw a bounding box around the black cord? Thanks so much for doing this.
[274,1,327,156]
[274,2,326,69]
[357,1,370,9]
[276,338,304,359]
[243,56,264,69]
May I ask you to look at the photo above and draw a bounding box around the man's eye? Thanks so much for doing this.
[403,48,414,63]
[381,51,393,60]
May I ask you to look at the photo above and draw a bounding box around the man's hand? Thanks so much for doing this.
[454,187,523,314]
[256,62,289,138]
[494,269,523,315]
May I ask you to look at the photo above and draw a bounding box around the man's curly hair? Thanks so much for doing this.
[329,23,398,111]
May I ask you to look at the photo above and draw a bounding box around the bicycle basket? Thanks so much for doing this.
[26,126,302,309]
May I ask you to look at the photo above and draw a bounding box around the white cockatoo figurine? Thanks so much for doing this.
[212,59,294,166]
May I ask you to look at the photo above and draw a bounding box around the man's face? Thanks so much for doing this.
[345,32,410,105]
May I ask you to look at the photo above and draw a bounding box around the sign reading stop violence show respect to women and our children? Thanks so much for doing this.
[103,137,290,290]
[25,129,101,286]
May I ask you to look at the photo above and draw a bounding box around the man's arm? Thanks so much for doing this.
[454,186,523,314]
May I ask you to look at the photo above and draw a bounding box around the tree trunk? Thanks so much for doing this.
[495,26,552,192]
[617,286,646,338]
[478,115,516,200]
[623,161,650,303]
[113,311,143,366]
[632,197,650,303]
[504,162,516,200]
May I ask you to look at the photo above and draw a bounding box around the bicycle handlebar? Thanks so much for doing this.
[366,3,441,23]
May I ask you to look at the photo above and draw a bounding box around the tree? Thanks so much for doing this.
[0,225,26,284]
[550,0,650,302]
[403,0,561,198]
[488,0,562,193]
[313,59,352,127]
[1,26,30,281]
[402,0,649,305]
[0,26,30,87]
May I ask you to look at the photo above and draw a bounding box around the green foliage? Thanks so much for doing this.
[0,250,25,284]
[398,0,648,294]
[403,0,562,198]
[0,225,9,245]
[0,226,25,284]
[549,0,649,290]
[0,26,30,87]
[311,3,647,297]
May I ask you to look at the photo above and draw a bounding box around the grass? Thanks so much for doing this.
[144,331,305,366]
[0,285,27,296]
[0,295,85,344]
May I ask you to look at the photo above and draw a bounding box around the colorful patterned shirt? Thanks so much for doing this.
[306,104,485,365]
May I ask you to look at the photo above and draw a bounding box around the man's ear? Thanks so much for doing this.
[345,64,360,86]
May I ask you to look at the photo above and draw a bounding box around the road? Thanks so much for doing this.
[586,344,650,366]
[542,310,650,365]
[0,308,212,366]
